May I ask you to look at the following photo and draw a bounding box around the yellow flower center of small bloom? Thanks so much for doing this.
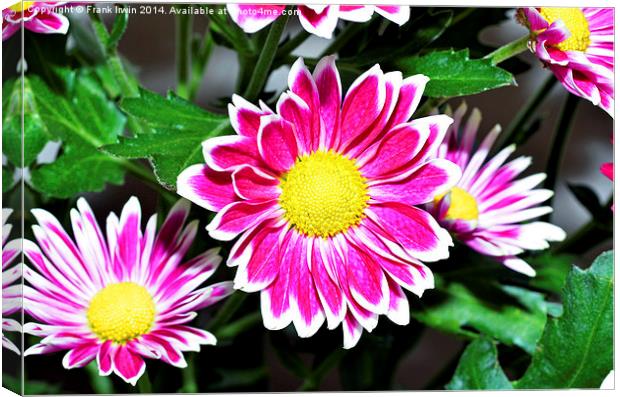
[8,2,35,12]
[279,150,369,238]
[539,8,591,52]
[87,282,156,344]
[435,187,479,221]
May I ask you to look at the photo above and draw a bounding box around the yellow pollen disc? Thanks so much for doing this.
[8,2,35,12]
[435,187,479,221]
[87,282,156,344]
[279,150,369,238]
[539,8,591,52]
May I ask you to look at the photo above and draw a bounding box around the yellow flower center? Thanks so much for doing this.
[435,187,479,221]
[279,150,369,238]
[8,2,35,12]
[87,282,156,344]
[539,8,591,52]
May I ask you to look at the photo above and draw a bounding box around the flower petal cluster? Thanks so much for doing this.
[519,7,614,116]
[3,2,70,41]
[23,198,233,385]
[2,209,21,355]
[429,103,566,276]
[227,4,409,39]
[178,56,461,348]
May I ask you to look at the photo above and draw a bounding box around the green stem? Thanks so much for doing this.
[320,21,368,57]
[484,34,530,65]
[243,13,289,101]
[543,93,579,194]
[188,29,214,100]
[121,160,177,203]
[276,30,311,58]
[208,9,255,55]
[136,371,152,393]
[208,292,248,332]
[85,362,114,394]
[414,97,445,118]
[175,13,193,99]
[298,350,346,391]
[214,312,261,340]
[496,74,557,149]
[90,14,139,97]
[180,354,198,393]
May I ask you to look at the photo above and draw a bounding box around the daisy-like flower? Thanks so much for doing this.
[2,209,21,355]
[428,103,566,277]
[518,7,614,116]
[226,4,410,39]
[22,197,233,385]
[177,56,461,348]
[3,2,69,41]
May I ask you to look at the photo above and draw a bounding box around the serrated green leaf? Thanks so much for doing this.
[446,338,513,390]
[527,253,575,294]
[30,144,125,199]
[2,78,51,166]
[28,72,127,198]
[104,90,231,189]
[120,88,226,131]
[515,251,614,389]
[413,281,548,354]
[396,49,515,97]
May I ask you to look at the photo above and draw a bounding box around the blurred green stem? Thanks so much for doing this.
[208,292,248,332]
[543,93,579,221]
[320,21,368,57]
[175,13,193,99]
[497,74,557,149]
[243,12,289,101]
[215,312,261,340]
[120,160,177,204]
[484,34,530,65]
[137,371,152,393]
[298,350,346,391]
[86,362,114,394]
[181,354,198,393]
[188,28,214,100]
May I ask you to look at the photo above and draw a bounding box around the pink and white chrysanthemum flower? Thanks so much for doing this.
[518,7,614,116]
[22,197,234,385]
[226,4,410,39]
[428,103,566,277]
[2,209,21,355]
[177,56,461,348]
[3,2,69,41]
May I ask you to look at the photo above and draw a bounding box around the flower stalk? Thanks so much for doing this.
[175,13,193,99]
[484,34,530,65]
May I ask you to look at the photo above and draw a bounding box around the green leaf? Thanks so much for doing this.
[527,252,575,294]
[515,251,614,389]
[446,338,513,390]
[396,49,515,98]
[103,89,231,189]
[120,88,226,131]
[28,72,127,198]
[2,166,16,193]
[413,280,548,354]
[2,78,51,166]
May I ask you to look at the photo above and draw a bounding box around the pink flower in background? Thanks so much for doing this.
[429,103,566,277]
[519,7,614,116]
[2,1,69,41]
[23,198,233,385]
[2,209,21,355]
[601,136,613,210]
[227,4,410,39]
[178,56,461,348]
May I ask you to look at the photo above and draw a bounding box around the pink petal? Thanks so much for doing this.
[369,203,452,262]
[344,245,390,314]
[369,159,461,205]
[339,65,386,150]
[311,239,346,329]
[297,5,339,39]
[228,94,273,138]
[386,279,410,325]
[226,4,284,33]
[312,55,342,148]
[375,6,411,25]
[113,346,146,385]
[97,341,115,376]
[62,343,99,369]
[24,12,69,35]
[342,312,363,349]
[207,200,279,241]
[289,239,325,337]
[232,165,280,201]
[276,91,316,154]
[384,75,429,131]
[177,165,237,212]
[257,115,299,174]
[202,135,263,172]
